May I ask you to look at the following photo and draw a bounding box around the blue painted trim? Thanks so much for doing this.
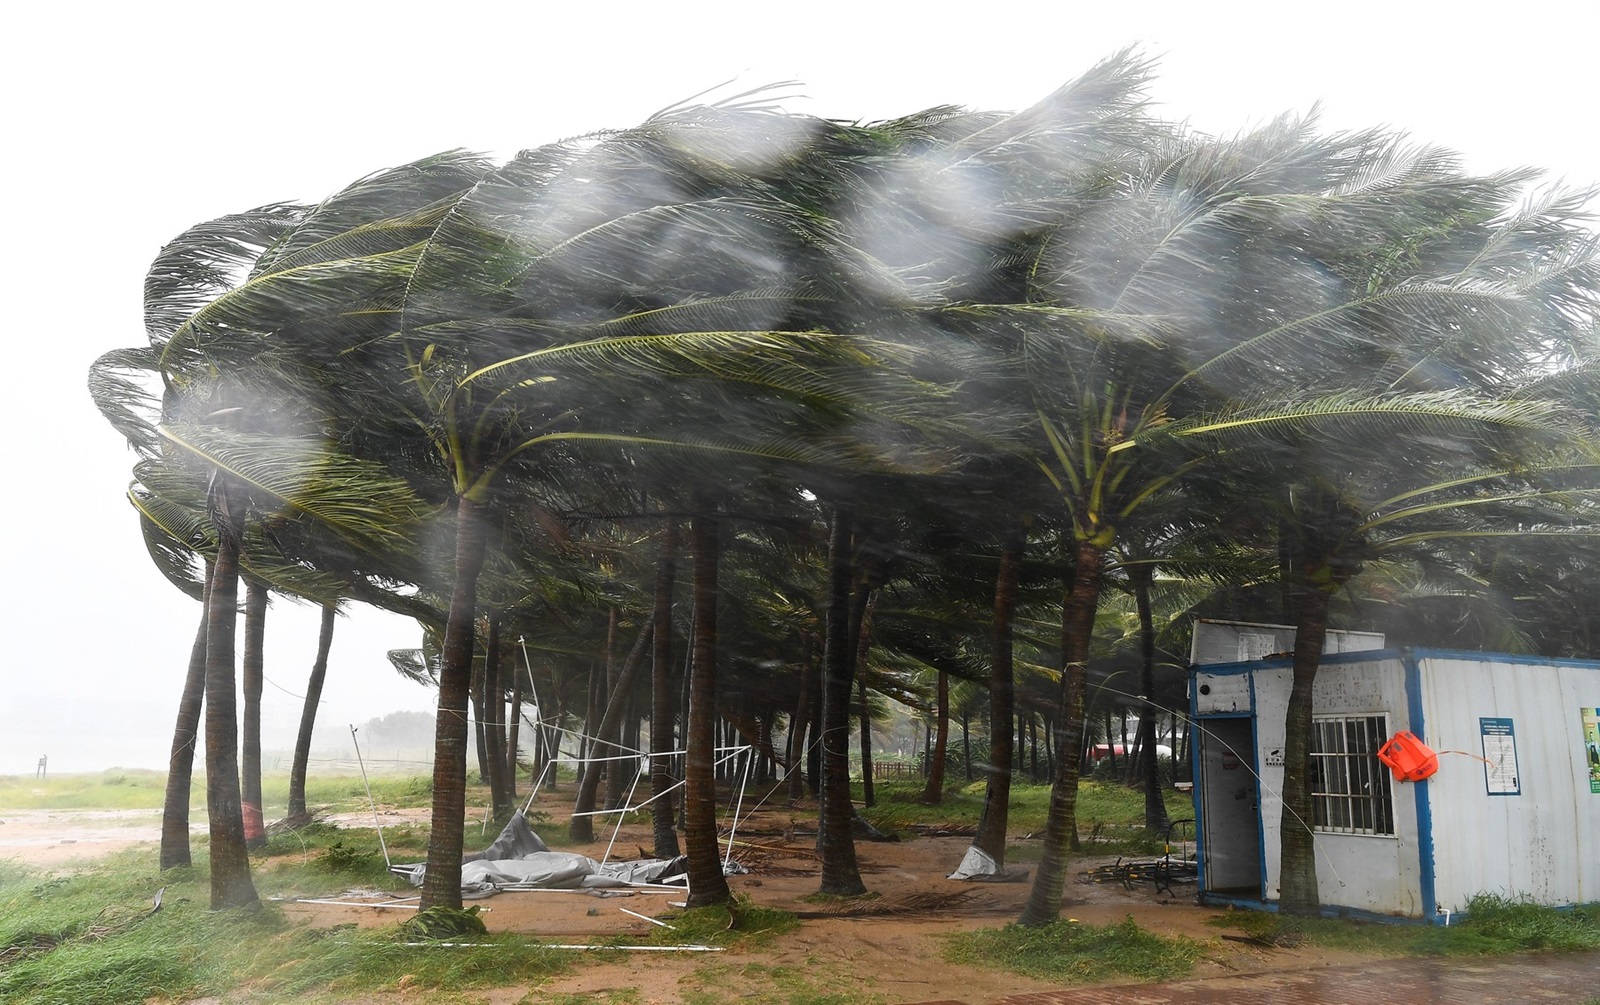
[1189,679,1204,895]
[1191,660,1263,676]
[1402,649,1438,924]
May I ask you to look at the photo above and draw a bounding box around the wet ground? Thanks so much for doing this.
[908,949,1600,1004]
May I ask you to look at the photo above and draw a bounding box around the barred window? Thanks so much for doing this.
[1310,715,1394,836]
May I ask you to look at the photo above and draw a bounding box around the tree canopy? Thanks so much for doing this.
[93,52,1600,917]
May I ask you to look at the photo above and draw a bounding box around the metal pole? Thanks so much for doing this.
[723,745,753,870]
[350,724,391,868]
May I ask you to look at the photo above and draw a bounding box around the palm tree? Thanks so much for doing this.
[815,505,867,895]
[1201,396,1600,912]
[159,563,210,869]
[285,602,338,827]
[683,508,732,907]
[200,438,259,909]
[240,578,269,850]
[649,521,683,858]
[1006,110,1600,924]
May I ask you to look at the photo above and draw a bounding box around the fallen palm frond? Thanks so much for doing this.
[796,888,980,918]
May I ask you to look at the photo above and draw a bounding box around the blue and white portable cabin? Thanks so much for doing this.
[1188,641,1600,920]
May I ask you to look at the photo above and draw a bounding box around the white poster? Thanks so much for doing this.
[1480,717,1519,796]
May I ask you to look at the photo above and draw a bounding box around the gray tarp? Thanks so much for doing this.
[399,812,687,897]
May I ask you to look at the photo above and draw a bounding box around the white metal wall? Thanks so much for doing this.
[1419,654,1600,912]
[1247,658,1425,917]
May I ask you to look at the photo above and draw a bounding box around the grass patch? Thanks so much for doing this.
[860,779,1192,850]
[531,990,641,1005]
[1208,894,1600,957]
[1431,895,1600,954]
[0,770,437,817]
[0,846,567,1004]
[631,898,799,950]
[678,961,883,1005]
[0,770,170,811]
[943,916,1204,984]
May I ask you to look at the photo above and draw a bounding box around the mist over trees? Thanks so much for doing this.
[355,711,437,751]
[91,51,1600,917]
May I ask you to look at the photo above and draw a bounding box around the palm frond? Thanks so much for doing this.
[156,424,430,554]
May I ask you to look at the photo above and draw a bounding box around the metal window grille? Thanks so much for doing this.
[1309,715,1394,836]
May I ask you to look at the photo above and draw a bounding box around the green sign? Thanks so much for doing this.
[1585,708,1600,794]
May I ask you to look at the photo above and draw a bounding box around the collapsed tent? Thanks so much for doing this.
[398,812,688,898]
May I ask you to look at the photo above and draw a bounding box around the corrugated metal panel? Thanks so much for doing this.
[1191,620,1385,666]
[1419,654,1600,912]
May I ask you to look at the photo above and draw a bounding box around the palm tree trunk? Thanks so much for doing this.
[286,602,336,827]
[1119,710,1131,784]
[205,479,258,909]
[604,608,632,812]
[684,511,731,908]
[1031,713,1042,782]
[240,579,268,850]
[853,589,878,807]
[570,611,618,843]
[1134,561,1168,832]
[651,522,682,859]
[420,495,488,911]
[757,714,774,785]
[970,525,1024,865]
[505,652,522,805]
[921,670,949,803]
[1018,536,1102,926]
[571,619,652,842]
[818,505,867,895]
[787,639,815,804]
[161,564,212,870]
[1279,571,1333,915]
[961,709,972,782]
[472,650,491,785]
[856,671,874,805]
[484,614,511,819]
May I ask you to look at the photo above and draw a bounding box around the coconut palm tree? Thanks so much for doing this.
[1202,395,1600,912]
[286,602,338,827]
[1005,110,1600,924]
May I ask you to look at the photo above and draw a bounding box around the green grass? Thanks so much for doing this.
[634,898,799,950]
[943,916,1205,984]
[1208,894,1600,957]
[530,990,641,1005]
[0,839,568,1004]
[0,813,800,1005]
[860,779,1193,853]
[0,769,434,815]
[0,770,170,810]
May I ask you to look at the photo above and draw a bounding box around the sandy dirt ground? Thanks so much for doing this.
[0,799,1383,1005]
[0,807,172,868]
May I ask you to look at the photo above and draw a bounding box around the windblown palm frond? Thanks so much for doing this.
[144,204,307,348]
[1166,389,1587,457]
[156,424,430,554]
[88,346,164,456]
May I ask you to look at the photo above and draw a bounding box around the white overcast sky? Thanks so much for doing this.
[2,0,1597,774]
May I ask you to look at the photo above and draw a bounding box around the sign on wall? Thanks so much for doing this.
[1480,717,1520,796]
[1583,708,1600,795]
